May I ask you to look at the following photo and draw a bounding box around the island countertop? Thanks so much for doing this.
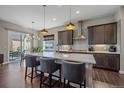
[28,52,96,64]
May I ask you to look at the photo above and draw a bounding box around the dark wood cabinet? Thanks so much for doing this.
[0,54,4,64]
[93,53,120,71]
[104,23,117,44]
[88,22,117,45]
[94,25,105,44]
[58,30,73,45]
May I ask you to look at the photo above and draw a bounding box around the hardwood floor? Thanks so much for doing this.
[0,62,124,88]
[93,68,124,88]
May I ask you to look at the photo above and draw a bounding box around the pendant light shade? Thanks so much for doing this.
[41,29,48,35]
[41,5,48,35]
[80,35,86,39]
[32,35,39,39]
[66,6,75,31]
[66,22,75,30]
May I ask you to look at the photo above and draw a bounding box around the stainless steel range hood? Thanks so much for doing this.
[73,20,86,40]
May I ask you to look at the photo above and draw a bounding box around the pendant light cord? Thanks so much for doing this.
[32,21,34,34]
[43,5,46,29]
[69,5,71,23]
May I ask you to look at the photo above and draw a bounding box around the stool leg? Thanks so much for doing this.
[25,66,27,80]
[20,56,22,66]
[63,78,65,88]
[35,67,37,75]
[80,83,82,88]
[49,74,52,88]
[84,80,86,88]
[68,81,70,88]
[40,72,43,88]
[59,67,61,83]
[31,67,34,83]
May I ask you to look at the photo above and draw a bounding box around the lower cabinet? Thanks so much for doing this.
[0,54,4,64]
[93,53,120,72]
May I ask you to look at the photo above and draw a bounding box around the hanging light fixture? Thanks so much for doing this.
[66,5,75,31]
[41,5,48,35]
[32,21,38,39]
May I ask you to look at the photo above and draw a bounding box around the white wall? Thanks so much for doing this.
[120,6,124,74]
[0,26,9,62]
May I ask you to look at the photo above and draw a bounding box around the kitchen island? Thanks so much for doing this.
[56,50,120,71]
[28,52,96,88]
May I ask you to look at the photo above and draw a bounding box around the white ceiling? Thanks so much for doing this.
[0,5,121,31]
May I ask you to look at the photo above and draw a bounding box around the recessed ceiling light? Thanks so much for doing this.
[76,10,80,14]
[52,18,56,21]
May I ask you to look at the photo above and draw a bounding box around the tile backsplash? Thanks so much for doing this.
[89,44,119,52]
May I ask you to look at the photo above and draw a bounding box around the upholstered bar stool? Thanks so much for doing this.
[40,57,61,88]
[25,55,40,83]
[62,61,86,88]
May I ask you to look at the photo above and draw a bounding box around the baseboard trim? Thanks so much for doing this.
[119,70,124,74]
[2,62,10,65]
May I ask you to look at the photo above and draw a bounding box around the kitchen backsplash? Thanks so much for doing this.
[89,45,112,51]
[57,44,120,52]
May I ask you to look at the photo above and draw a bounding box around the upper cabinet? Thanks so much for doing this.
[58,30,73,45]
[88,22,117,45]
[94,25,105,44]
[104,23,117,44]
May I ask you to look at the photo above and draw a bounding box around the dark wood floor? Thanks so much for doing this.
[0,62,124,88]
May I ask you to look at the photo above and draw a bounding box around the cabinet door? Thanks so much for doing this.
[104,23,117,44]
[67,31,73,45]
[58,31,63,45]
[62,31,68,45]
[94,25,105,44]
[94,53,120,71]
[94,54,106,68]
[107,54,120,71]
[88,27,94,44]
[58,31,73,45]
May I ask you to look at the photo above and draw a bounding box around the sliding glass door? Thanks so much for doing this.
[8,31,32,62]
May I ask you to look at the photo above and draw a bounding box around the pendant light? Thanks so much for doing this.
[32,21,38,39]
[66,6,75,31]
[41,5,48,35]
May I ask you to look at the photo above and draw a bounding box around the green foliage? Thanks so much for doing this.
[32,47,43,53]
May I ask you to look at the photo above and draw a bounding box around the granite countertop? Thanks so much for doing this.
[27,52,96,64]
[56,50,120,54]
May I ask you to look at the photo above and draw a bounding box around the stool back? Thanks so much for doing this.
[25,55,40,67]
[62,61,85,84]
[40,57,59,73]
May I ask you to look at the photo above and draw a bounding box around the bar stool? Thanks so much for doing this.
[25,55,40,83]
[40,57,61,88]
[62,61,86,88]
[20,51,25,66]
